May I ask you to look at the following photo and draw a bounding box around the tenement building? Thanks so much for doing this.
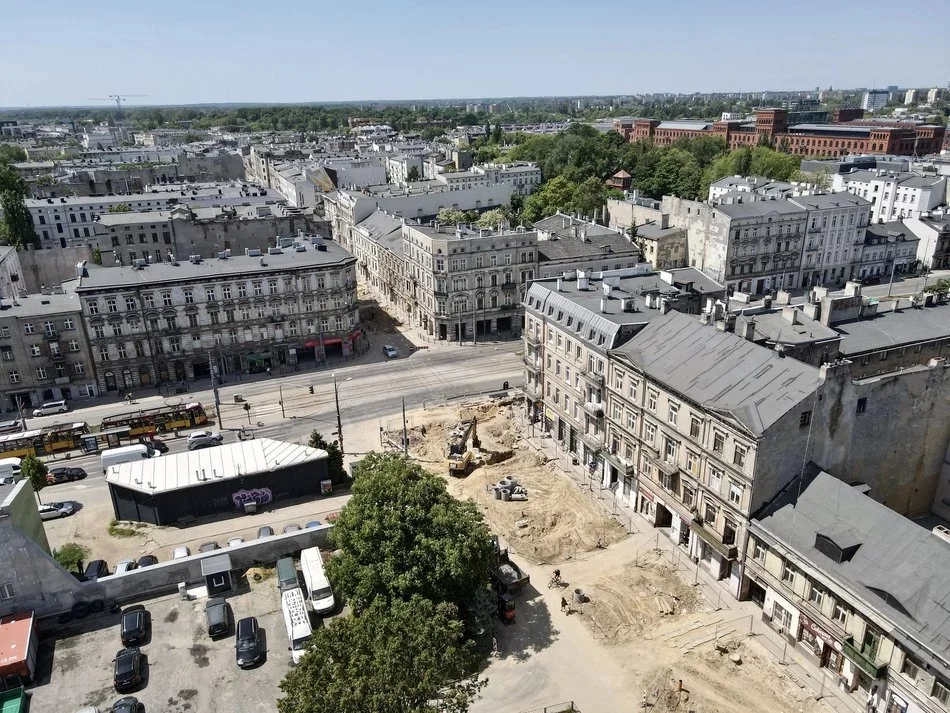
[75,236,360,392]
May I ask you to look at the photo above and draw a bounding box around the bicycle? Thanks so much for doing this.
[548,571,563,588]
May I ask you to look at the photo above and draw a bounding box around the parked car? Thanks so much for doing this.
[305,520,322,529]
[187,430,223,451]
[115,560,137,575]
[860,275,882,285]
[198,542,220,553]
[136,555,158,568]
[282,523,300,534]
[172,546,190,560]
[33,399,68,417]
[84,560,110,581]
[47,466,87,485]
[39,501,75,520]
[234,616,263,668]
[119,605,149,646]
[257,526,274,538]
[205,598,231,639]
[1,476,14,486]
[113,647,144,692]
[227,537,244,547]
[139,437,168,454]
[110,697,145,713]
[382,344,399,359]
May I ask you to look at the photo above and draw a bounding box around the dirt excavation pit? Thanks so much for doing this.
[572,550,704,643]
[637,639,824,713]
[389,399,627,563]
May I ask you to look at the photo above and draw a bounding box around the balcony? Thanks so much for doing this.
[50,352,64,361]
[689,518,739,560]
[604,448,636,476]
[580,369,605,388]
[44,330,59,341]
[580,430,605,452]
[523,382,542,401]
[522,356,541,373]
[54,376,70,385]
[842,638,888,679]
[524,332,540,348]
[582,400,605,418]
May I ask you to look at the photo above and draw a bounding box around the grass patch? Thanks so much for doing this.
[108,519,145,538]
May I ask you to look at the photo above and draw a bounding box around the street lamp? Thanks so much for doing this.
[332,374,352,455]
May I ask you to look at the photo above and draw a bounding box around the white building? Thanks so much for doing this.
[82,130,117,150]
[861,90,889,112]
[386,154,424,186]
[927,88,945,104]
[904,89,921,105]
[789,193,872,288]
[832,170,947,223]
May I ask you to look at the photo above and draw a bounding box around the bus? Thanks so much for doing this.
[0,422,90,460]
[300,547,335,615]
[99,402,208,438]
[281,587,312,665]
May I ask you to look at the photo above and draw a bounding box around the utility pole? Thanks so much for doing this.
[886,258,898,297]
[402,397,408,455]
[279,385,285,419]
[209,353,222,428]
[333,375,344,455]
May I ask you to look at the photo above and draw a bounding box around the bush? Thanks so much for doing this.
[53,542,89,572]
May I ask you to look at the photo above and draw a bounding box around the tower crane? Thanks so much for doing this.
[87,94,147,110]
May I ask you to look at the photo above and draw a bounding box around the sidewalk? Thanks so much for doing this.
[519,426,865,713]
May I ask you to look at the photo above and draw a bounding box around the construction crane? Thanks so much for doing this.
[88,94,147,110]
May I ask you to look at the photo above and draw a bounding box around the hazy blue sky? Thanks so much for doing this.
[2,0,947,107]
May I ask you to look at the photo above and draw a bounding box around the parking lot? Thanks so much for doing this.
[30,573,304,713]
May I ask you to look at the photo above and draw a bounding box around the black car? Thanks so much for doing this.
[84,559,110,581]
[120,606,149,646]
[140,438,168,454]
[113,647,144,692]
[235,616,263,668]
[46,466,87,485]
[137,555,158,568]
[111,696,145,713]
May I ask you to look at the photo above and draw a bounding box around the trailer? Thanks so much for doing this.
[0,688,26,713]
[489,536,530,595]
[0,611,37,690]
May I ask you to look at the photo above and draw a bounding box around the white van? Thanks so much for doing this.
[0,457,22,481]
[101,444,155,474]
[281,587,312,664]
[300,547,335,615]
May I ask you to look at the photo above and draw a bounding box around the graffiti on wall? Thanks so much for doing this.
[232,487,273,510]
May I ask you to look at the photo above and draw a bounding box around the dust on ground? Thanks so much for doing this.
[633,638,823,713]
[385,399,626,564]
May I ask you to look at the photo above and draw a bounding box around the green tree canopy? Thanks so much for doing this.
[474,208,508,229]
[53,542,89,573]
[278,596,484,713]
[522,175,578,222]
[406,165,420,182]
[107,203,131,213]
[0,145,27,163]
[308,430,345,485]
[21,455,48,503]
[326,453,494,616]
[436,208,467,225]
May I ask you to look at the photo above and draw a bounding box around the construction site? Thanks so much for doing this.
[383,395,829,713]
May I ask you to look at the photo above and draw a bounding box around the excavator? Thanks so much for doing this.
[447,417,480,476]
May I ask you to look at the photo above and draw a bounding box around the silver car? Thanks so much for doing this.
[38,501,75,520]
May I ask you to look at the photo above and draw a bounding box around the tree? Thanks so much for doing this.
[91,246,102,265]
[437,208,467,225]
[491,122,502,144]
[107,203,131,213]
[278,596,485,713]
[0,164,37,249]
[789,168,831,189]
[326,453,494,617]
[642,148,701,200]
[521,175,578,222]
[571,176,610,221]
[308,430,345,485]
[0,144,27,163]
[53,542,89,573]
[475,208,508,230]
[406,166,420,182]
[21,455,48,504]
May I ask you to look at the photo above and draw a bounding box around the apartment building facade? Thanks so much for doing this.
[74,238,360,392]
[789,193,873,288]
[403,222,536,340]
[854,222,920,280]
[0,289,98,410]
[832,171,947,223]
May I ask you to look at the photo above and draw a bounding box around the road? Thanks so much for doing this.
[38,341,525,554]
[832,269,950,299]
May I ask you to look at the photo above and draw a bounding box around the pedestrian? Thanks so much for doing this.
[560,596,569,613]
[867,685,880,713]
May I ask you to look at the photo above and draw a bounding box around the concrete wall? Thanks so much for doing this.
[18,245,96,293]
[1,479,50,554]
[662,196,729,283]
[172,214,325,258]
[750,404,817,515]
[812,359,950,517]
[0,523,332,619]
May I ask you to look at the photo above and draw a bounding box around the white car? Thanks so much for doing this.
[173,546,191,560]
[38,501,75,520]
[115,559,138,575]
[186,430,223,451]
[227,537,245,547]
[33,400,69,417]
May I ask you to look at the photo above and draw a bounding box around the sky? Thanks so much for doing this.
[2,0,948,107]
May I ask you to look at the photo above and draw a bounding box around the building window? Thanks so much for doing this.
[23,322,34,334]
[664,437,677,463]
[733,445,747,468]
[729,481,743,506]
[781,562,797,588]
[708,467,722,494]
[668,402,679,426]
[106,298,117,313]
[253,282,263,297]
[807,582,825,608]
[800,410,812,428]
[831,600,849,626]
[703,501,717,525]
[29,345,41,357]
[682,485,694,508]
[686,451,698,474]
[238,284,247,298]
[8,370,20,383]
[647,390,657,411]
[184,289,194,304]
[162,292,172,307]
[143,294,155,308]
[856,398,867,413]
[222,285,232,300]
[644,421,656,444]
[713,431,724,454]
[99,347,110,362]
[933,681,950,706]
[690,416,701,439]
[0,583,14,600]
[752,539,767,564]
[660,470,677,493]
[626,410,636,431]
[116,346,127,360]
[93,326,105,339]
[722,517,737,545]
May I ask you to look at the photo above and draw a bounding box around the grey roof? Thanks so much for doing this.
[716,199,807,219]
[636,222,685,240]
[76,239,354,292]
[655,121,711,131]
[864,221,915,242]
[612,311,820,435]
[356,209,403,256]
[710,176,772,190]
[834,302,950,356]
[754,469,950,662]
[106,438,328,495]
[0,287,83,317]
[735,306,840,346]
[662,267,726,295]
[537,232,640,263]
[788,193,872,210]
[788,124,875,135]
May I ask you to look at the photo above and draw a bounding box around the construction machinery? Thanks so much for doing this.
[447,418,480,476]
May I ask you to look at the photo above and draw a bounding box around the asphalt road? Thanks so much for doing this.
[830,269,950,299]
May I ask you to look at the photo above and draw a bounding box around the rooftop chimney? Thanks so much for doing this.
[600,298,608,314]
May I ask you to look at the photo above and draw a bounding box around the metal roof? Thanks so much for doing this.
[105,438,328,495]
[201,553,233,576]
[834,302,950,355]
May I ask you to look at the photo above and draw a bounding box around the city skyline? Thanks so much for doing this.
[1,0,946,108]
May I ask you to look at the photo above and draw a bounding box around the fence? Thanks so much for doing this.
[516,702,576,713]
